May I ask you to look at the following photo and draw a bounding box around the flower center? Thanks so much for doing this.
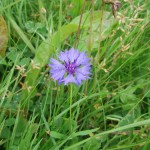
[65,62,76,74]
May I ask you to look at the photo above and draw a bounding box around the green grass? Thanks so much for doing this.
[0,0,150,149]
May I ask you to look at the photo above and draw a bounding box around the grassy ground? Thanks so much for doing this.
[0,0,150,149]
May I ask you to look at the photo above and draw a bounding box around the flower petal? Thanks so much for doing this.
[51,69,65,81]
[75,65,91,85]
[49,58,65,69]
[62,74,77,85]
[76,52,90,66]
[75,72,89,85]
[58,51,69,63]
[67,48,79,63]
[76,65,91,75]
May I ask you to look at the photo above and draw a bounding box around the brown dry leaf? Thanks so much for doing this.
[0,16,8,57]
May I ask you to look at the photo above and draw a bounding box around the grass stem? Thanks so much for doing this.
[70,84,73,132]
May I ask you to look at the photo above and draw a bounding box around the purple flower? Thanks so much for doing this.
[48,48,91,85]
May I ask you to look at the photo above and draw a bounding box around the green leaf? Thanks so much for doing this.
[69,0,84,17]
[15,117,27,137]
[71,11,116,50]
[0,127,11,139]
[72,128,99,137]
[5,118,16,127]
[25,21,35,33]
[0,16,8,57]
[18,57,30,66]
[8,16,35,53]
[0,56,7,65]
[118,106,141,127]
[83,138,101,150]
[71,11,114,31]
[119,86,137,104]
[18,118,38,150]
[50,131,66,139]
[6,51,21,62]
[0,139,7,146]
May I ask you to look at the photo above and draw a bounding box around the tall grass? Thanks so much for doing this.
[0,0,150,149]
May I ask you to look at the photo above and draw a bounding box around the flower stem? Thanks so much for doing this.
[70,84,73,132]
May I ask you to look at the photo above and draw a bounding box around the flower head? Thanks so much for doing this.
[48,48,91,85]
